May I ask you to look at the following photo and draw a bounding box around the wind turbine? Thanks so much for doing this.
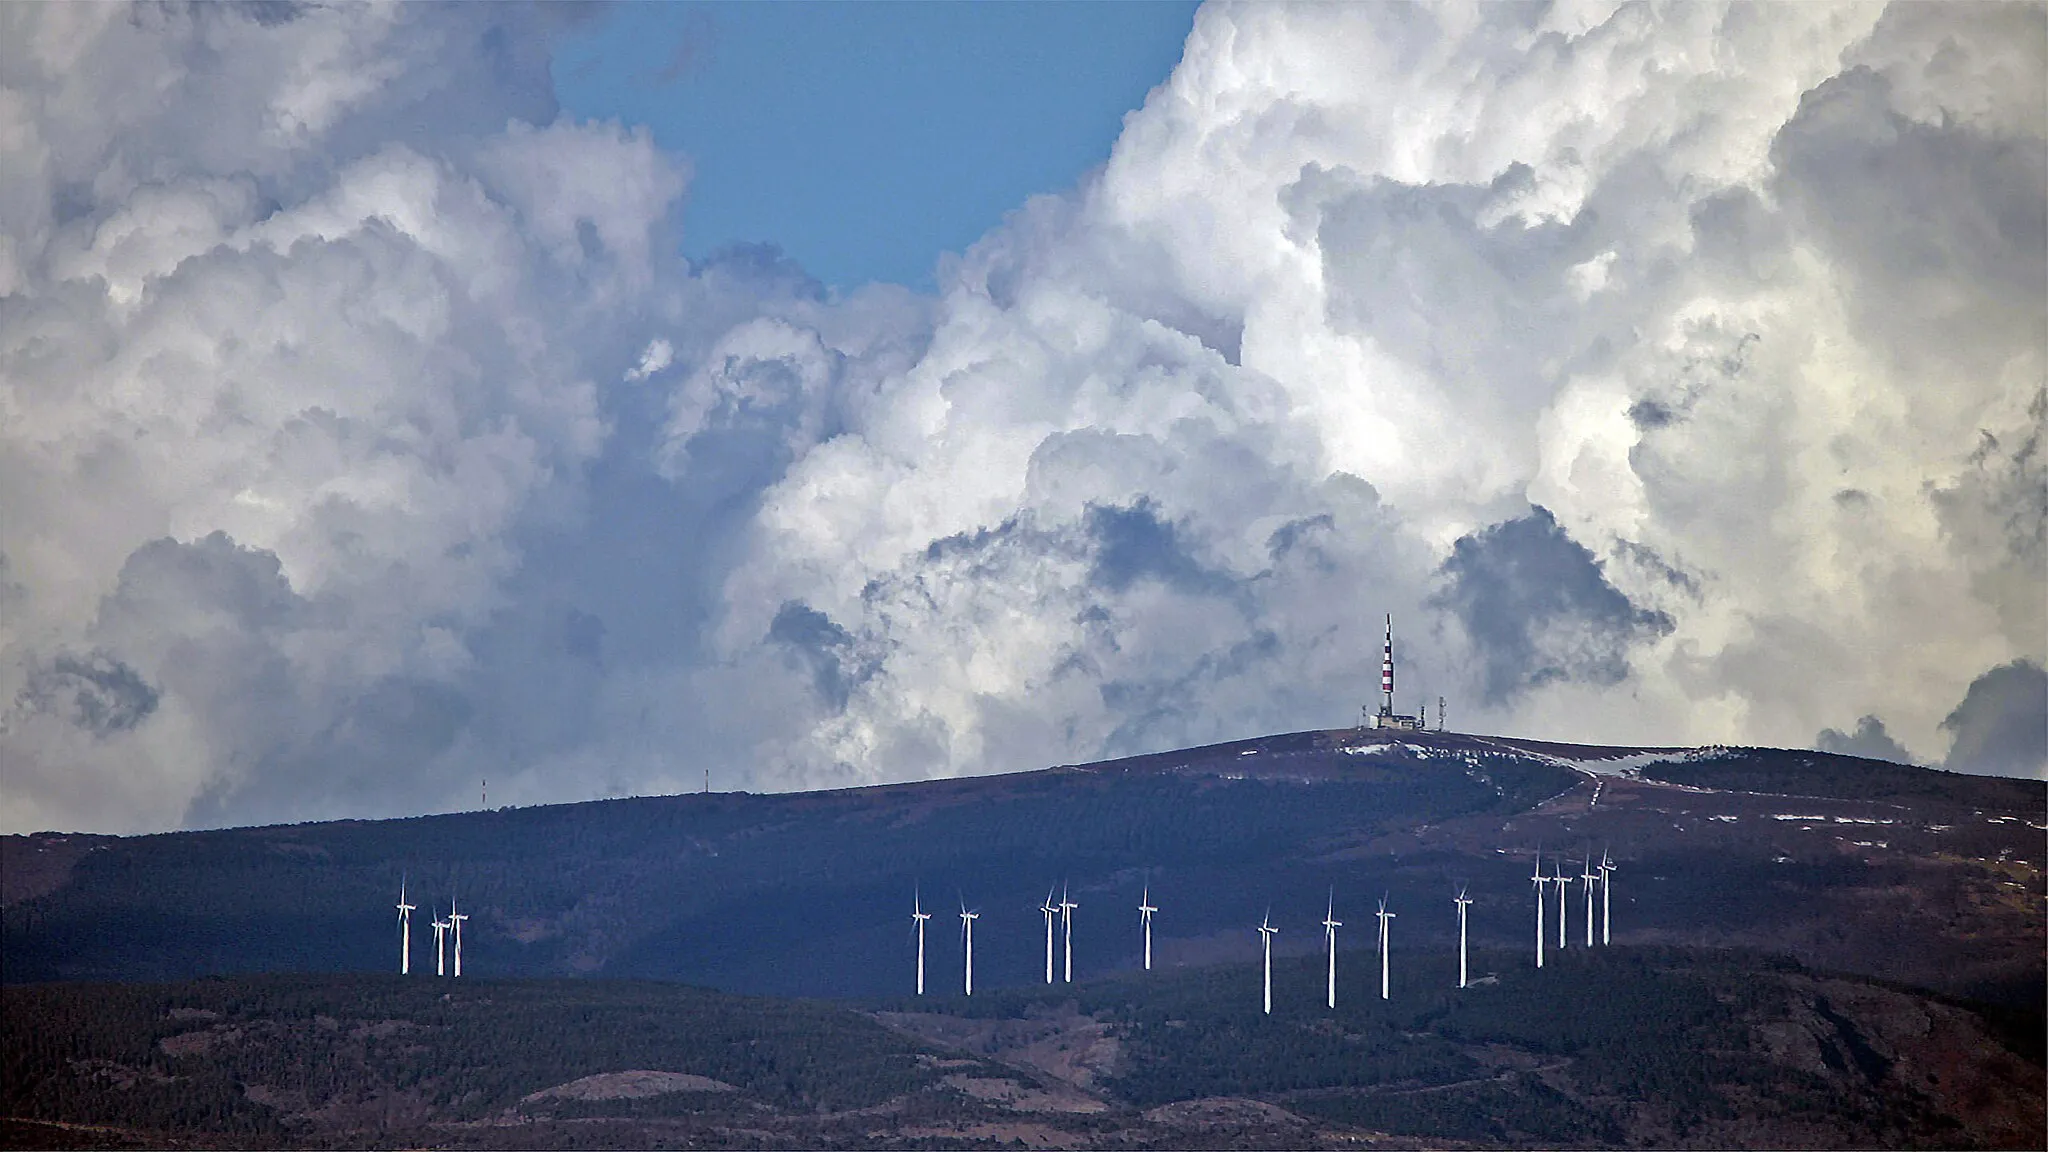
[1580,852,1598,948]
[1530,849,1546,969]
[912,889,932,996]
[959,901,980,997]
[1375,895,1395,1000]
[448,896,468,978]
[1059,883,1079,983]
[1139,884,1159,973]
[1321,890,1341,1009]
[1257,910,1278,1015]
[432,905,448,977]
[1041,887,1058,984]
[1454,886,1473,989]
[1552,857,1570,950]
[1600,847,1616,946]
[396,876,415,975]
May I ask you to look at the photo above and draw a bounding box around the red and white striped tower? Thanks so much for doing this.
[1381,614,1395,715]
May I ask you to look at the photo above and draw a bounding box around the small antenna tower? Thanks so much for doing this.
[704,766,710,794]
[1438,696,1446,732]
[482,778,487,808]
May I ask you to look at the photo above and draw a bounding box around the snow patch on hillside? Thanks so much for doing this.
[1480,742,1727,780]
[1342,743,1488,768]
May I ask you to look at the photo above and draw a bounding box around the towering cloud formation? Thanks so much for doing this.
[2,2,2042,832]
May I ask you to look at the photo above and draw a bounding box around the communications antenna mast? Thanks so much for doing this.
[1371,616,1424,730]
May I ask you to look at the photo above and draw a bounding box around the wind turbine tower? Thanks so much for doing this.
[1041,888,1058,984]
[1257,912,1278,1015]
[1321,890,1341,1009]
[1375,895,1396,1000]
[1139,885,1159,972]
[1581,854,1598,948]
[449,897,468,978]
[1059,884,1079,983]
[912,890,932,996]
[959,904,980,996]
[1553,858,1570,951]
[1531,851,1546,969]
[396,877,416,975]
[1454,886,1473,989]
[432,907,449,977]
[1600,848,1616,946]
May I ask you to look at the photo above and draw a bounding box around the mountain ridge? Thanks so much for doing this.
[5,727,2041,1010]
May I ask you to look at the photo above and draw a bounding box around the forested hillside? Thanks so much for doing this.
[4,947,2040,1149]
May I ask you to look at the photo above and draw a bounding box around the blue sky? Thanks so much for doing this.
[551,1,1200,291]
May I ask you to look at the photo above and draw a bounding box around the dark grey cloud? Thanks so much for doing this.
[16,652,159,737]
[1624,332,1759,434]
[1098,628,1282,757]
[232,2,309,30]
[1815,715,1916,765]
[1085,499,1231,596]
[1768,22,2047,441]
[1931,389,2046,637]
[657,320,848,503]
[1434,507,1674,705]
[100,532,304,635]
[1941,659,2047,779]
[1686,186,1793,289]
[90,532,496,828]
[456,598,611,768]
[184,675,477,829]
[768,601,862,710]
[1625,398,1679,431]
[1611,540,1701,598]
[1265,513,1337,569]
[1773,65,2047,324]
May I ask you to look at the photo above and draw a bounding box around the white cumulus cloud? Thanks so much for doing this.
[1,1,2041,833]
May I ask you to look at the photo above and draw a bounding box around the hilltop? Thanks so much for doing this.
[4,727,2042,1008]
